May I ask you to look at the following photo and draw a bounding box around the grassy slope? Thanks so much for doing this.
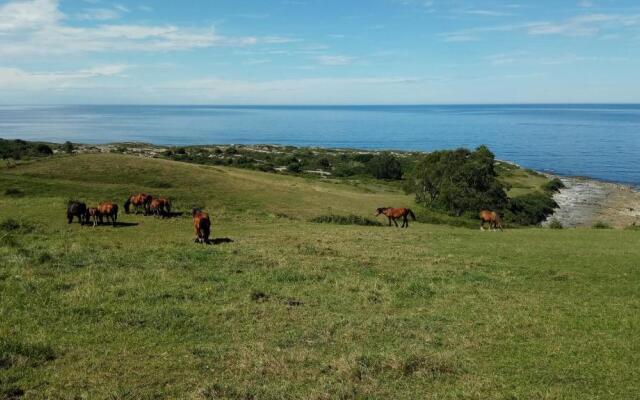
[1,154,639,399]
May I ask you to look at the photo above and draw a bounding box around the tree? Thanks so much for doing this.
[367,152,403,180]
[36,144,53,156]
[287,162,302,173]
[406,146,507,216]
[63,141,74,154]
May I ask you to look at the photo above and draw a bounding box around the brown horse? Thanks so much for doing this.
[192,208,211,244]
[124,193,152,215]
[376,207,416,228]
[86,207,101,227]
[97,202,119,227]
[149,197,172,218]
[479,210,503,231]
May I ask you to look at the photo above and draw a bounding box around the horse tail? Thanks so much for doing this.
[407,209,416,221]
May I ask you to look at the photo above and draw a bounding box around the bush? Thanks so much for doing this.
[504,192,558,225]
[367,152,403,180]
[548,219,563,229]
[0,139,55,160]
[62,141,74,154]
[406,146,507,216]
[542,178,566,192]
[287,162,302,173]
[310,214,383,226]
[592,221,611,229]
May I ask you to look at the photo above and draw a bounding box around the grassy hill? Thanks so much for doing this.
[1,154,639,399]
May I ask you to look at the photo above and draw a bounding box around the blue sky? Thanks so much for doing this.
[0,0,639,104]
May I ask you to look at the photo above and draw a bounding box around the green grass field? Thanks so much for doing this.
[1,154,639,399]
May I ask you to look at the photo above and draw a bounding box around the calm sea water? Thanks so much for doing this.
[1,104,639,185]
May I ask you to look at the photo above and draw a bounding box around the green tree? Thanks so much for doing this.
[406,145,507,216]
[367,152,403,180]
[62,141,74,154]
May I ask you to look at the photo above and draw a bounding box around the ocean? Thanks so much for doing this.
[1,104,639,186]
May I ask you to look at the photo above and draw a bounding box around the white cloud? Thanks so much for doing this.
[0,0,297,56]
[440,13,640,41]
[315,55,355,66]
[76,8,124,21]
[0,65,131,90]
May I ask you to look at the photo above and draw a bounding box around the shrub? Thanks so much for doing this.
[286,162,302,173]
[62,141,74,154]
[224,146,238,155]
[542,178,566,192]
[406,145,507,216]
[310,214,383,226]
[353,153,374,163]
[504,192,558,225]
[625,223,640,231]
[592,221,611,229]
[367,152,403,180]
[548,219,563,229]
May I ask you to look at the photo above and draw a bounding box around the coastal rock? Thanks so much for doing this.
[544,177,640,228]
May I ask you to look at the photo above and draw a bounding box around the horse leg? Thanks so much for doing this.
[403,215,408,228]
[480,221,485,231]
[393,218,398,228]
[388,217,392,226]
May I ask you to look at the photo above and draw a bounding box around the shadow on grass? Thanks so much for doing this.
[84,222,140,228]
[196,237,234,245]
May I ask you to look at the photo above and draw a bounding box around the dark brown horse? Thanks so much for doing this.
[149,197,172,218]
[376,207,416,228]
[479,210,503,231]
[97,202,119,226]
[124,193,152,215]
[67,201,87,225]
[192,208,211,244]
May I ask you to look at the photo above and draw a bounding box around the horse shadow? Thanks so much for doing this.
[85,222,139,228]
[208,238,234,245]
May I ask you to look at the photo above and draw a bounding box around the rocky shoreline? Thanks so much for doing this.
[543,176,640,228]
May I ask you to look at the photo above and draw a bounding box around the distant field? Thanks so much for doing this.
[1,154,639,399]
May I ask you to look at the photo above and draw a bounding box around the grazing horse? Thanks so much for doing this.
[97,202,119,227]
[149,199,165,218]
[192,208,211,244]
[67,201,87,225]
[151,197,172,218]
[376,207,416,228]
[479,210,503,231]
[124,193,152,215]
[86,207,101,227]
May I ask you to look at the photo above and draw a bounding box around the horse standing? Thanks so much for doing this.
[97,202,119,227]
[376,207,416,228]
[124,193,152,215]
[67,201,87,225]
[479,210,503,231]
[192,208,211,244]
[86,207,101,227]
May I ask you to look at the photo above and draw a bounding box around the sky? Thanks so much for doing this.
[0,0,639,104]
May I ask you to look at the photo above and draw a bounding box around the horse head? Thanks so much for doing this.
[123,197,131,214]
[375,207,388,216]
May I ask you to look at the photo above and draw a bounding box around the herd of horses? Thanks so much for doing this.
[67,193,212,244]
[67,196,504,245]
